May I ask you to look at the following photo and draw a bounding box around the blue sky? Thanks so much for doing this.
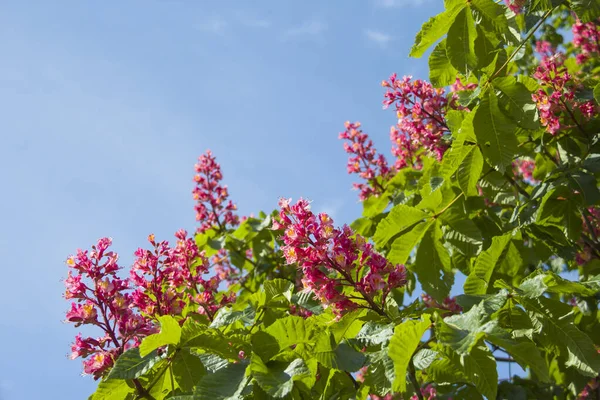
[0,1,525,398]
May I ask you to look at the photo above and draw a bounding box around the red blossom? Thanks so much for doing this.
[64,238,154,379]
[273,198,407,316]
[193,150,240,233]
[383,74,450,168]
[339,121,393,201]
[572,19,600,64]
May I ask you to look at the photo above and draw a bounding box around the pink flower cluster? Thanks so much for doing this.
[339,121,393,200]
[193,150,239,233]
[422,294,462,315]
[411,385,438,400]
[512,158,539,185]
[273,198,407,315]
[64,238,154,379]
[504,0,525,13]
[130,230,235,319]
[572,19,600,64]
[532,56,596,135]
[383,74,449,168]
[578,378,599,399]
[211,248,240,287]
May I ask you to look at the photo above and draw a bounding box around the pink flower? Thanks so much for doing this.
[572,19,600,64]
[382,75,450,169]
[512,158,539,185]
[193,150,240,233]
[275,198,407,316]
[339,121,393,201]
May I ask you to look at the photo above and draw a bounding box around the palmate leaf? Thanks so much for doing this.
[457,146,484,197]
[172,349,206,392]
[414,220,453,301]
[249,357,312,398]
[429,39,458,87]
[493,76,540,130]
[483,323,550,382]
[446,7,479,74]
[517,296,600,377]
[139,315,182,357]
[410,0,467,58]
[472,89,519,173]
[107,348,163,380]
[388,315,431,393]
[373,204,430,247]
[464,233,514,295]
[470,0,509,34]
[570,0,600,22]
[387,219,435,265]
[194,362,249,399]
[429,345,498,399]
[92,379,137,400]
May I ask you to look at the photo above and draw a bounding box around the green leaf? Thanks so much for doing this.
[410,0,467,58]
[594,82,600,104]
[388,219,436,265]
[570,0,600,22]
[464,233,513,295]
[537,185,583,241]
[354,322,395,347]
[363,193,391,218]
[483,324,550,382]
[412,349,438,370]
[473,89,519,173]
[373,204,430,247]
[470,0,509,33]
[518,296,600,377]
[92,379,136,400]
[107,348,163,380]
[388,315,431,393]
[493,76,539,130]
[315,334,367,372]
[429,39,459,87]
[264,279,294,303]
[446,7,479,74]
[414,221,453,301]
[455,345,498,399]
[519,271,599,298]
[140,315,182,357]
[194,362,249,399]
[457,146,484,197]
[172,349,206,392]
[250,357,311,398]
[265,316,316,353]
[210,306,254,329]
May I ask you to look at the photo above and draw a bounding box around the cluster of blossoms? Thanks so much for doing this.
[577,207,600,265]
[422,294,462,315]
[193,150,239,233]
[504,0,525,13]
[578,377,599,399]
[532,55,596,135]
[339,121,394,200]
[273,198,407,316]
[572,19,600,64]
[383,74,450,169]
[130,230,235,319]
[512,158,539,185]
[64,238,155,379]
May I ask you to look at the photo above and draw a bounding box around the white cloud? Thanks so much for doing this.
[364,30,393,47]
[195,16,228,34]
[284,20,327,38]
[376,0,429,7]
